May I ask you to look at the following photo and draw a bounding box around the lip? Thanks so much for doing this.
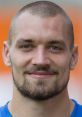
[27,71,58,79]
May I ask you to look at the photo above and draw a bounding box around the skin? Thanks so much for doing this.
[3,12,78,117]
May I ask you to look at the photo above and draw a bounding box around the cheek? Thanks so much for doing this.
[10,52,33,67]
[50,54,71,69]
[58,57,70,67]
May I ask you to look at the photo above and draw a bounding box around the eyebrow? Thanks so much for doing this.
[47,40,66,47]
[16,39,34,45]
[15,38,66,48]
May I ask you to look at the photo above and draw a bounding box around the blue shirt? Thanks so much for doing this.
[71,100,82,117]
[0,103,12,117]
[0,100,82,117]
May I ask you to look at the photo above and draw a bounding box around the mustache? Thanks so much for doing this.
[24,65,59,74]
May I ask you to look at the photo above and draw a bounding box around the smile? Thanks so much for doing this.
[25,71,58,79]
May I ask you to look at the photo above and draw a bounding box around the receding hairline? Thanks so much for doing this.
[8,0,74,49]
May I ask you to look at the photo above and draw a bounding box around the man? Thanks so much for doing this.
[0,1,82,117]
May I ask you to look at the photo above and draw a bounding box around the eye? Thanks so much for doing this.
[48,45,65,53]
[18,43,35,52]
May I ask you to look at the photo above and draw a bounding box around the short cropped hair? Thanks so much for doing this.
[8,0,74,49]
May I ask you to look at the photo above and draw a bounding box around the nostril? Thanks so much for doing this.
[32,56,50,66]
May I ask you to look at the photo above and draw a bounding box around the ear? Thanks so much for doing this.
[70,45,78,70]
[2,41,11,67]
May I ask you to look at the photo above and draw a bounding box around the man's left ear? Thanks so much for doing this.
[70,45,78,70]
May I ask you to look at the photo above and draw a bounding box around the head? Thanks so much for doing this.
[3,1,78,100]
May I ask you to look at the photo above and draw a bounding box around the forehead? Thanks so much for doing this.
[12,12,68,43]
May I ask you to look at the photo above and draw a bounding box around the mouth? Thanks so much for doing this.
[24,71,58,79]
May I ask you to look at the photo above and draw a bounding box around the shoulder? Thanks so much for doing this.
[71,99,82,117]
[0,103,12,117]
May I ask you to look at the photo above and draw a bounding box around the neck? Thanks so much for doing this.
[8,87,74,117]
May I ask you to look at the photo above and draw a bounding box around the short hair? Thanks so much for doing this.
[8,0,74,49]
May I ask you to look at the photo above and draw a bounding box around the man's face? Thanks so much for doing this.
[4,12,78,100]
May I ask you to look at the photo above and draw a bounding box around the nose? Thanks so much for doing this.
[32,46,50,66]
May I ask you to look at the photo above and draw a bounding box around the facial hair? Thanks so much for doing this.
[12,64,70,101]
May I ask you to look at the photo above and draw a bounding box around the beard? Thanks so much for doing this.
[12,71,69,101]
[12,63,70,101]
